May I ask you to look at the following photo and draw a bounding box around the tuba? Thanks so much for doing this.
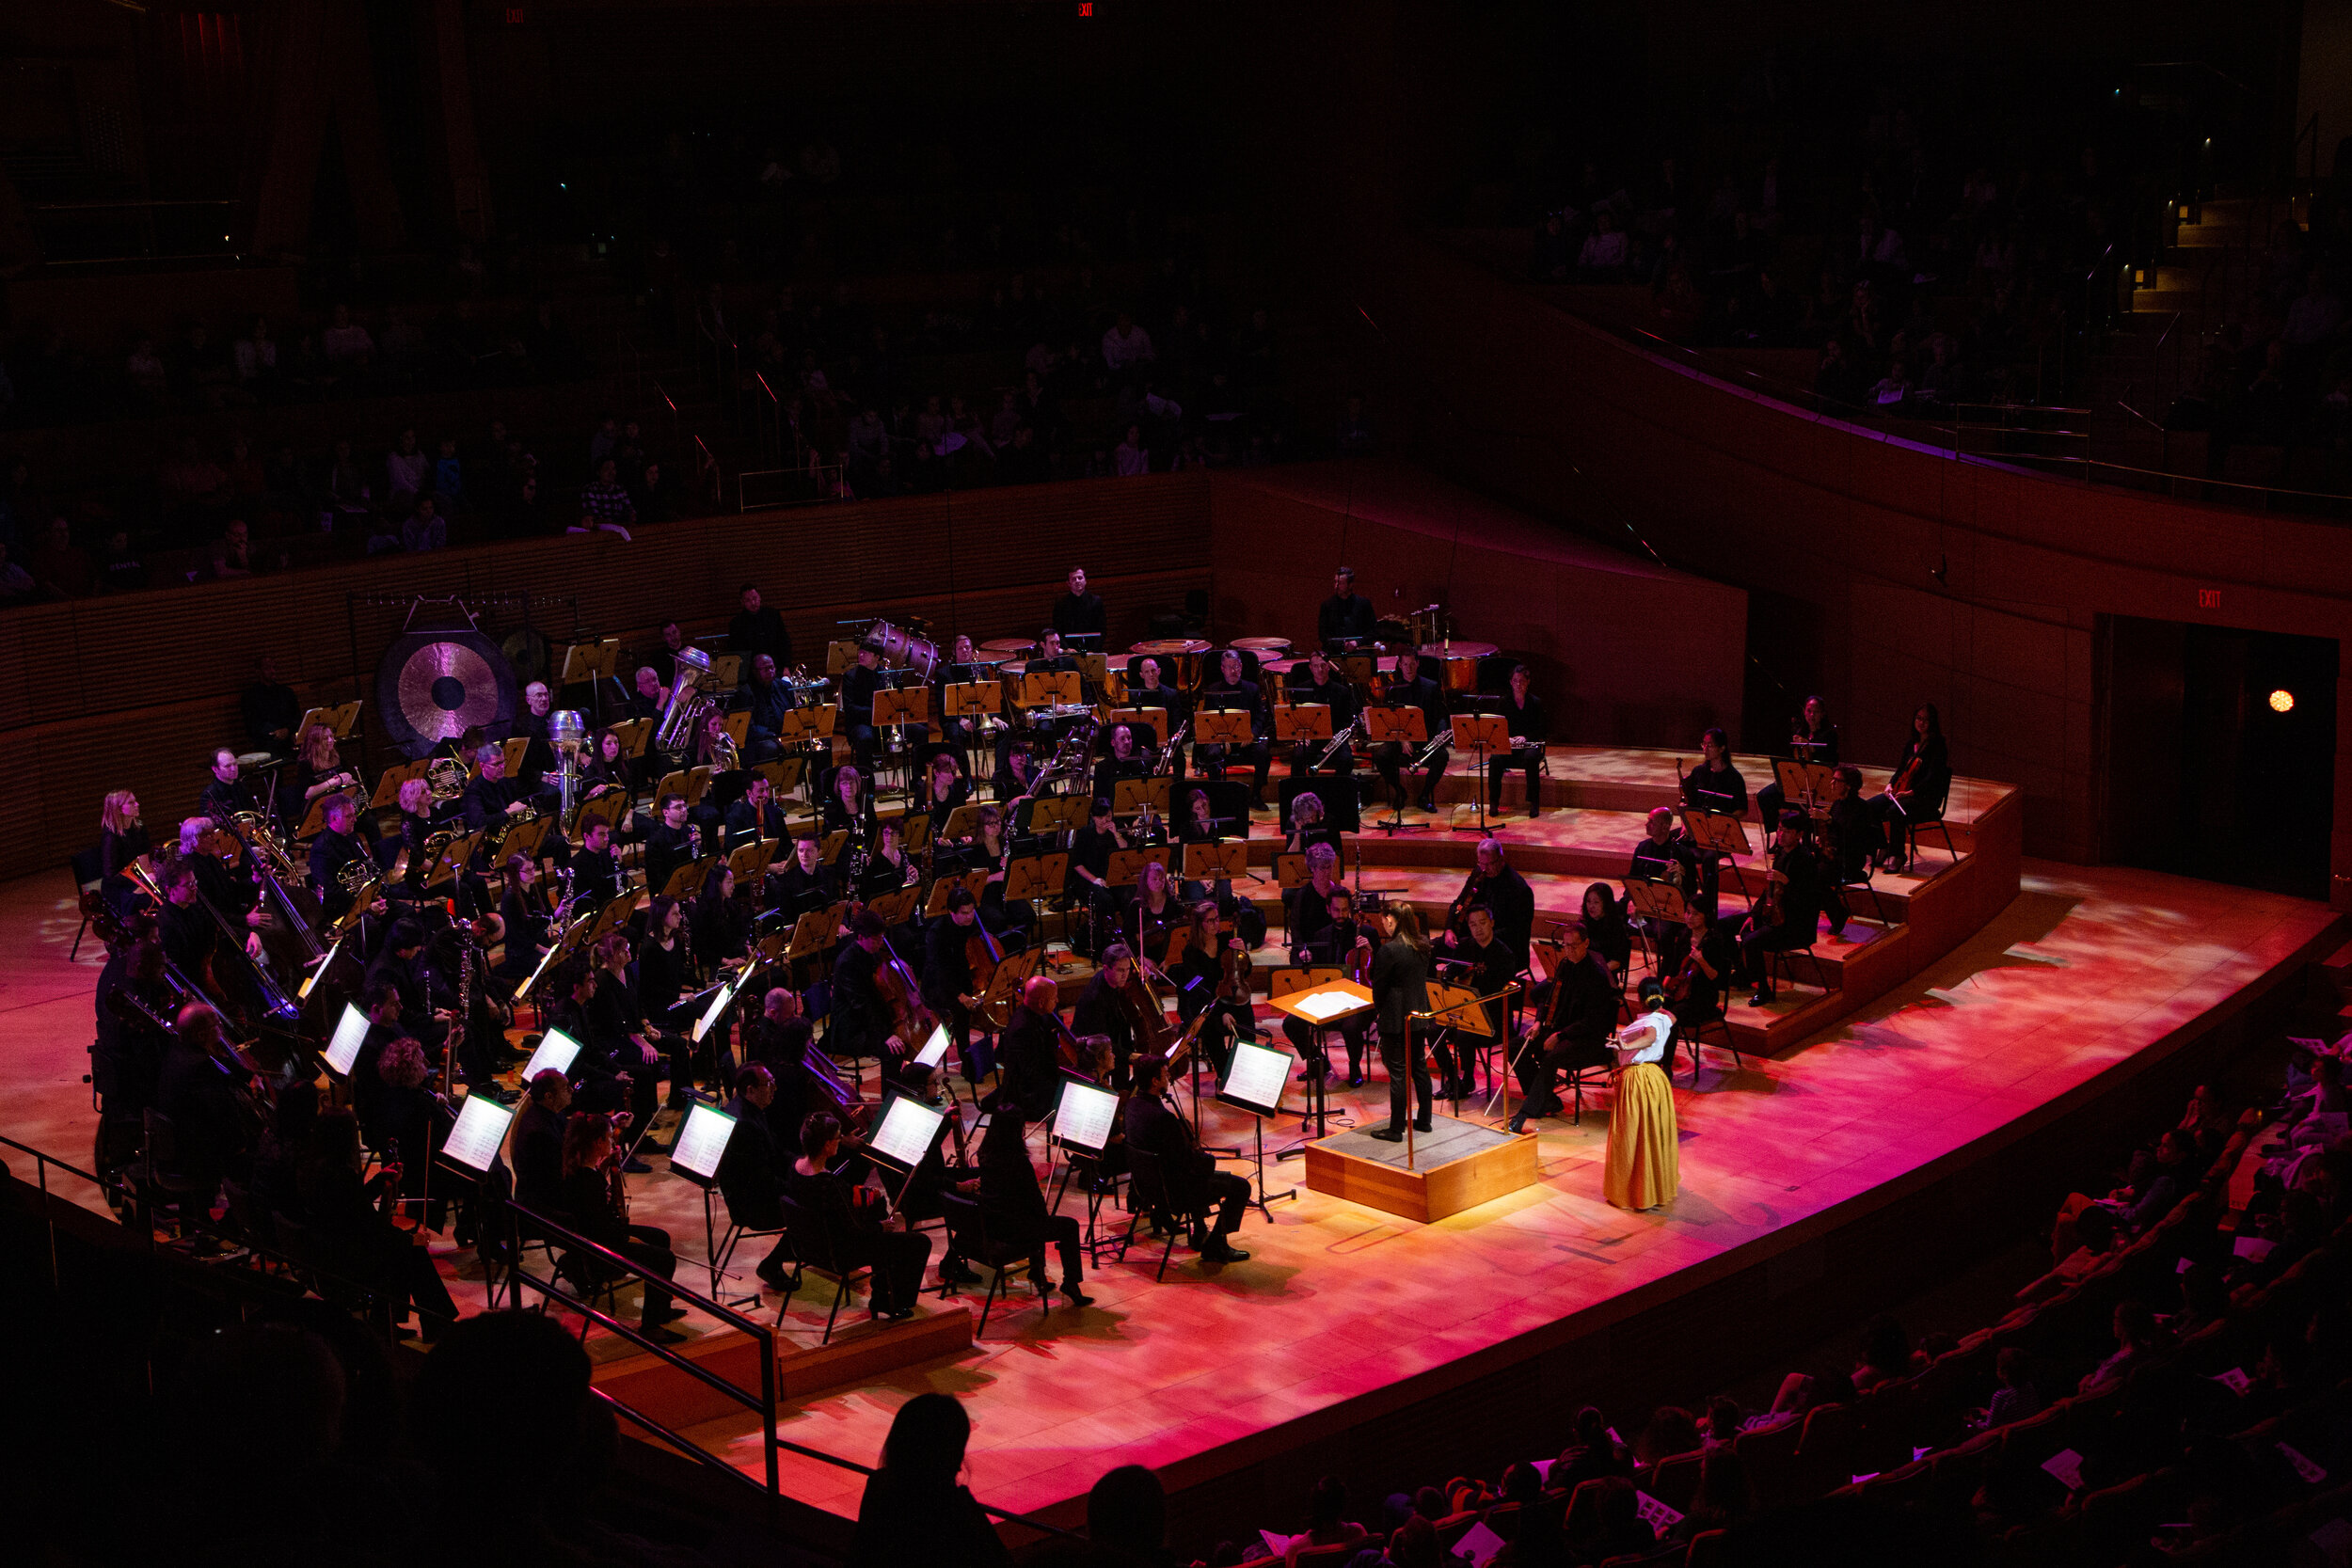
[653,646,717,755]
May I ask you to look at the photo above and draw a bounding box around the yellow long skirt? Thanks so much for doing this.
[1604,1061,1679,1211]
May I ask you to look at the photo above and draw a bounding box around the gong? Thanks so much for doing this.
[377,630,520,758]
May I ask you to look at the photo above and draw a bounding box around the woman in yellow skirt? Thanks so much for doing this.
[1604,977,1680,1210]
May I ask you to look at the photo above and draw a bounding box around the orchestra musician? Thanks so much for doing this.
[546,961,649,1133]
[821,763,879,846]
[840,641,883,771]
[739,653,800,763]
[1508,920,1617,1132]
[986,974,1064,1121]
[930,634,987,757]
[1168,899,1259,1078]
[515,680,557,790]
[1366,904,1435,1142]
[1629,803,1705,922]
[826,909,895,1071]
[975,1098,1094,1307]
[629,665,669,723]
[1821,765,1873,935]
[1485,664,1549,818]
[1284,648,1359,779]
[280,722,371,844]
[725,772,791,848]
[771,833,837,917]
[1375,647,1451,815]
[430,917,512,1102]
[717,1062,798,1288]
[1067,797,1128,956]
[1282,790,1342,859]
[1287,843,1345,956]
[462,741,532,835]
[1755,695,1840,830]
[157,1001,258,1210]
[1580,882,1634,982]
[497,854,551,982]
[1176,787,1266,947]
[1194,650,1272,806]
[1124,1053,1251,1263]
[1436,838,1534,971]
[1681,726,1749,818]
[644,791,699,896]
[1868,703,1952,873]
[1027,626,1089,700]
[1092,723,1153,810]
[1604,981,1680,1211]
[922,752,971,841]
[1317,565,1376,649]
[588,933,676,1136]
[787,1109,932,1321]
[1072,942,1144,1089]
[1732,810,1829,1006]
[570,816,624,908]
[859,818,918,901]
[727,582,795,670]
[512,1069,571,1211]
[740,988,817,1137]
[1282,883,1372,1085]
[1130,657,1190,778]
[921,885,989,1069]
[98,789,152,922]
[1128,860,1185,967]
[558,1111,687,1342]
[1433,904,1517,1100]
[200,747,247,825]
[1051,565,1105,647]
[691,863,754,974]
[1663,900,1731,1070]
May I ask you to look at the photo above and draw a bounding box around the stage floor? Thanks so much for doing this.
[1,863,2336,1526]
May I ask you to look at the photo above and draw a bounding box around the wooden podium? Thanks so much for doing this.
[1302,1117,1537,1224]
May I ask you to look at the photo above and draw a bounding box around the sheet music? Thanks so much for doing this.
[669,1103,738,1181]
[1055,1080,1120,1151]
[691,971,743,1042]
[915,1022,952,1069]
[324,1004,370,1077]
[441,1095,514,1173]
[1221,1042,1290,1115]
[869,1097,946,1168]
[521,1028,582,1083]
[1293,988,1360,1022]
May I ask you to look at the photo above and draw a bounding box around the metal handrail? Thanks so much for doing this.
[0,1132,115,1290]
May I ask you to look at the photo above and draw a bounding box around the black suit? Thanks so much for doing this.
[1485,691,1549,815]
[992,1006,1061,1121]
[727,606,794,669]
[1317,592,1376,648]
[1124,1090,1247,1237]
[1518,952,1618,1112]
[1050,590,1105,645]
[1370,935,1433,1132]
[512,1100,566,1212]
[1193,678,1271,800]
[1375,673,1451,809]
[1283,674,1359,776]
[716,1092,792,1274]
[977,1108,1084,1286]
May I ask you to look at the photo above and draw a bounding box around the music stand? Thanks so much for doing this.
[1217,1039,1300,1216]
[874,687,930,798]
[1452,712,1511,835]
[1773,757,1838,816]
[1182,840,1248,885]
[1363,705,1435,835]
[934,803,986,845]
[1025,796,1089,834]
[660,853,720,898]
[501,814,555,863]
[1047,1075,1123,1258]
[1272,704,1333,767]
[727,837,780,880]
[785,906,840,964]
[1109,707,1169,751]
[1104,846,1173,889]
[818,830,850,866]
[1002,853,1066,905]
[1266,974,1372,1149]
[1191,709,1253,749]
[664,1101,756,1300]
[1110,776,1171,823]
[421,828,485,887]
[369,760,429,813]
[866,886,920,927]
[1679,809,1752,860]
[1021,670,1082,710]
[611,718,654,758]
[1419,979,1507,1119]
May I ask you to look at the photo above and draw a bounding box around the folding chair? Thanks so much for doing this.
[776,1195,873,1343]
[1118,1147,1211,1282]
[937,1191,1050,1337]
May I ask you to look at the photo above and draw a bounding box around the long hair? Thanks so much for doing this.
[559,1110,611,1177]
[1390,903,1428,954]
[299,723,338,771]
[101,789,140,835]
[1915,702,1944,742]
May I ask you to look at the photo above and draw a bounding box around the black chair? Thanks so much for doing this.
[936,1192,1048,1337]
[1674,996,1742,1081]
[70,846,106,960]
[705,1187,789,1307]
[1902,812,1963,873]
[1117,1147,1211,1282]
[776,1195,870,1344]
[128,1109,200,1232]
[1831,864,1896,930]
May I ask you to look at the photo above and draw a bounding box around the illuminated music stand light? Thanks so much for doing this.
[1266,971,1370,1148]
[324,1002,372,1080]
[665,1101,767,1302]
[1217,1039,1301,1216]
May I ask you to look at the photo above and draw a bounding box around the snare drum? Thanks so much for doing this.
[1419,640,1498,692]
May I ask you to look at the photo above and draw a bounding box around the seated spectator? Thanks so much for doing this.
[577,457,636,535]
[402,498,447,553]
[1552,1405,1630,1488]
[27,515,93,598]
[1114,424,1148,477]
[1685,1448,1757,1533]
[1869,357,1914,407]
[849,1393,1008,1568]
[210,518,257,579]
[431,437,465,514]
[2018,1203,2121,1302]
[1970,1347,2042,1431]
[2077,1300,2160,1394]
[320,305,373,385]
[1852,1313,1920,1391]
[1700,1394,1743,1448]
[1285,1475,1366,1567]
[126,335,168,405]
[386,429,429,511]
[633,461,676,525]
[97,528,148,594]
[1578,211,1629,277]
[1103,312,1155,375]
[1572,1479,1658,1563]
[160,436,230,521]
[1633,1404,1700,1465]
[325,438,374,528]
[233,315,278,393]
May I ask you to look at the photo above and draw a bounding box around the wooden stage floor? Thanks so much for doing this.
[0,856,2338,1528]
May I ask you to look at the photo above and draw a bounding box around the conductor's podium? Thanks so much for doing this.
[1303,1116,1537,1223]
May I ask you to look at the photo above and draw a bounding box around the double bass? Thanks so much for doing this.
[873,937,943,1060]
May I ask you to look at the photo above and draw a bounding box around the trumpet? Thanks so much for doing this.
[1316,717,1361,770]
[1411,727,1454,769]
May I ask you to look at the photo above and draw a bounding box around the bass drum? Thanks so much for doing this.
[865,620,940,679]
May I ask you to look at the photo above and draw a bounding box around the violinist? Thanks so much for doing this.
[1374,648,1451,815]
[1288,843,1344,956]
[1681,726,1749,818]
[988,974,1064,1121]
[1434,904,1518,1101]
[1285,648,1359,779]
[975,1096,1094,1307]
[547,961,648,1136]
[827,909,895,1070]
[724,772,790,848]
[1092,723,1153,813]
[1195,650,1272,806]
[1508,921,1616,1133]
[1665,900,1731,1048]
[586,933,674,1138]
[1073,942,1144,1089]
[1169,900,1258,1078]
[1283,884,1372,1086]
[1579,882,1635,981]
[1124,1053,1251,1263]
[1755,695,1840,830]
[557,1111,687,1343]
[1131,657,1191,778]
[1067,796,1128,955]
[1821,766,1873,935]
[1868,703,1951,873]
[717,1063,797,1289]
[1436,838,1534,971]
[1177,787,1266,947]
[1732,810,1827,1006]
[1130,860,1184,966]
[772,832,838,917]
[921,887,989,1069]
[788,1109,932,1321]
[1484,665,1549,818]
[1629,804,1704,911]
[644,791,700,898]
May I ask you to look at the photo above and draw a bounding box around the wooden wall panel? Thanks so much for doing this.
[0,475,1213,882]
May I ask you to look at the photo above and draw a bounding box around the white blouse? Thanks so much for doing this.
[1616,1007,1675,1067]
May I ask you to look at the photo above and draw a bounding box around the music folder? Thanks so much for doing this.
[914,1022,953,1069]
[1052,1078,1120,1153]
[692,962,757,1043]
[866,1095,947,1172]
[1218,1040,1293,1117]
[440,1094,515,1174]
[324,1003,371,1078]
[668,1102,739,1184]
[520,1028,582,1084]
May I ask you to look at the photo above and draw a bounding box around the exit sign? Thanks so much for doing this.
[2198,587,2221,610]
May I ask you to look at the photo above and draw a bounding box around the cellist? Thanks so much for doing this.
[921,885,993,1081]
[1073,942,1168,1091]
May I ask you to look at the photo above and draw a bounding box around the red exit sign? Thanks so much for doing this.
[1078,2,1092,13]
[505,7,525,24]
[2198,587,2221,610]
